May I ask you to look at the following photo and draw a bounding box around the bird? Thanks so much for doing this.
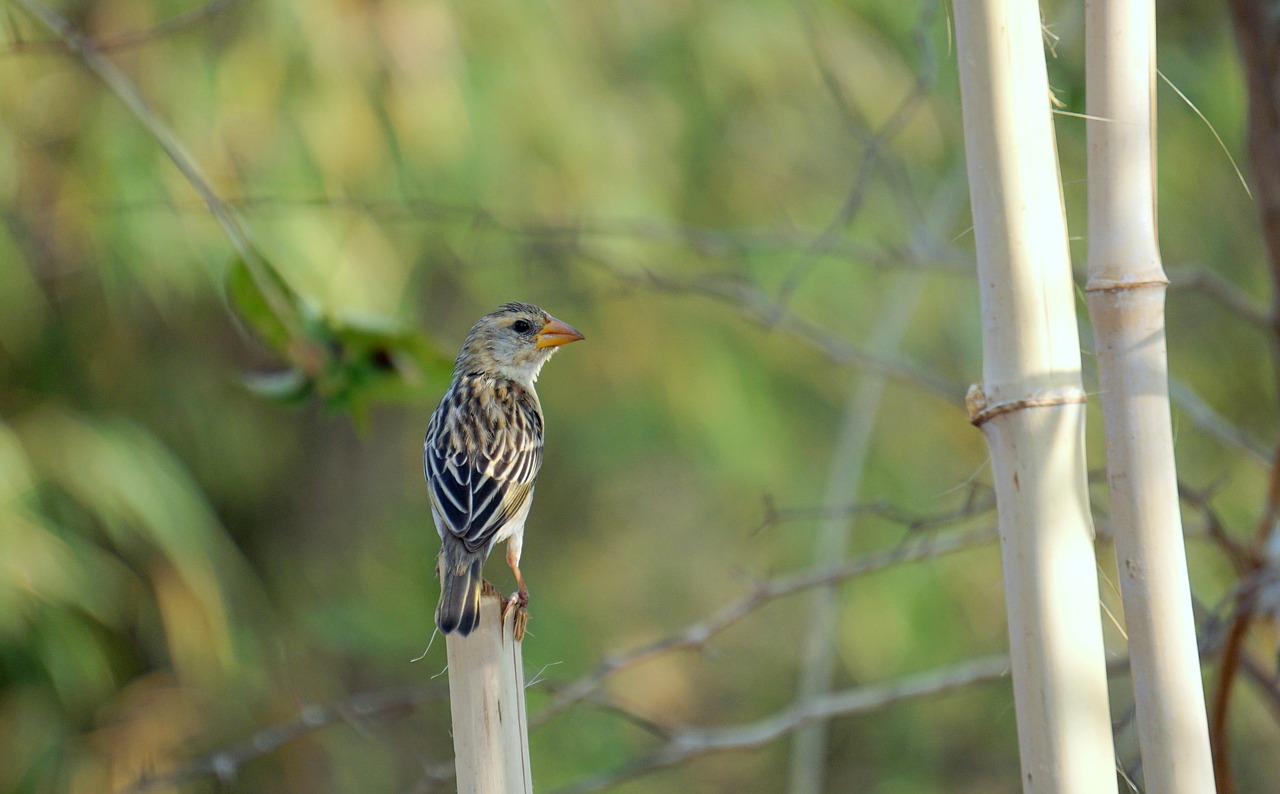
[423,302,584,636]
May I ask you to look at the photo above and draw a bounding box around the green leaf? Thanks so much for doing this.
[226,258,452,416]
[312,311,454,411]
[224,255,302,353]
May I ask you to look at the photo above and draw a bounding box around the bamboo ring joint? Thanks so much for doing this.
[966,385,1087,427]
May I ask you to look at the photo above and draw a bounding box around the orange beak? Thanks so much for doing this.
[535,315,585,349]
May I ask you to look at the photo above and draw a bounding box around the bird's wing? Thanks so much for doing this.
[424,382,543,554]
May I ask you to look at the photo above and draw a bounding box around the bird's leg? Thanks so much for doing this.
[505,544,529,611]
[500,538,530,640]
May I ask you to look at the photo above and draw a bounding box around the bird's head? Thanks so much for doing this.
[454,302,585,385]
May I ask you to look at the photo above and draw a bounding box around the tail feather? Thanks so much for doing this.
[436,550,483,636]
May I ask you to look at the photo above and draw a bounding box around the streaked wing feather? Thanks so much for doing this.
[424,378,543,553]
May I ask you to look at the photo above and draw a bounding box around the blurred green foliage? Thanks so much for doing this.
[0,0,1274,792]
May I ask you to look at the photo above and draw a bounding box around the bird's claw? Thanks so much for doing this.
[501,589,530,641]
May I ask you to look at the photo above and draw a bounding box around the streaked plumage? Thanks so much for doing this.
[424,302,584,636]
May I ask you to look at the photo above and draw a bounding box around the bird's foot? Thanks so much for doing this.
[506,587,529,610]
[502,588,530,641]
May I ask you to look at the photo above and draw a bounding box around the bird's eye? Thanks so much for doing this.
[511,319,532,334]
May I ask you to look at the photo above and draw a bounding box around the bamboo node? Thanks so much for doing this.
[966,385,1086,427]
[1084,274,1169,292]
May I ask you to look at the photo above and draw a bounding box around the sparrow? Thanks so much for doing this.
[423,302,584,636]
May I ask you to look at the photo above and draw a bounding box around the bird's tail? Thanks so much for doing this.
[436,544,484,636]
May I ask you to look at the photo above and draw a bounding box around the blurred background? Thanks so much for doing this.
[0,0,1274,791]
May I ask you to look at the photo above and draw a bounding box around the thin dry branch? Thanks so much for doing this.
[1168,266,1271,330]
[1209,439,1280,793]
[1180,479,1257,573]
[549,655,1013,794]
[118,191,984,283]
[589,260,964,403]
[532,525,997,728]
[1226,0,1280,374]
[127,685,445,792]
[1168,377,1273,465]
[1216,6,1280,789]
[3,0,236,55]
[754,488,997,536]
[553,641,1217,794]
[102,195,972,272]
[1238,649,1280,724]
[13,0,305,343]
[136,594,1229,794]
[789,275,925,794]
[777,1,940,310]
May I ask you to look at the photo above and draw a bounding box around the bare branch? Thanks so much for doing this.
[1179,479,1257,574]
[789,276,925,792]
[127,686,445,792]
[3,0,236,55]
[97,195,972,272]
[754,490,996,536]
[1239,650,1280,725]
[777,1,941,309]
[551,642,1216,794]
[12,0,306,344]
[133,527,1000,791]
[1168,266,1270,330]
[1226,0,1280,404]
[532,526,997,728]
[1168,377,1273,465]
[587,259,965,404]
[549,655,1012,794]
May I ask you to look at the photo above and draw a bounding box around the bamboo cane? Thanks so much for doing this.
[952,1,1118,791]
[1084,1,1216,790]
[444,581,533,794]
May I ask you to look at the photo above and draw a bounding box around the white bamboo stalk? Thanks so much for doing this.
[444,583,532,794]
[1084,1,1215,790]
[952,1,1118,791]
